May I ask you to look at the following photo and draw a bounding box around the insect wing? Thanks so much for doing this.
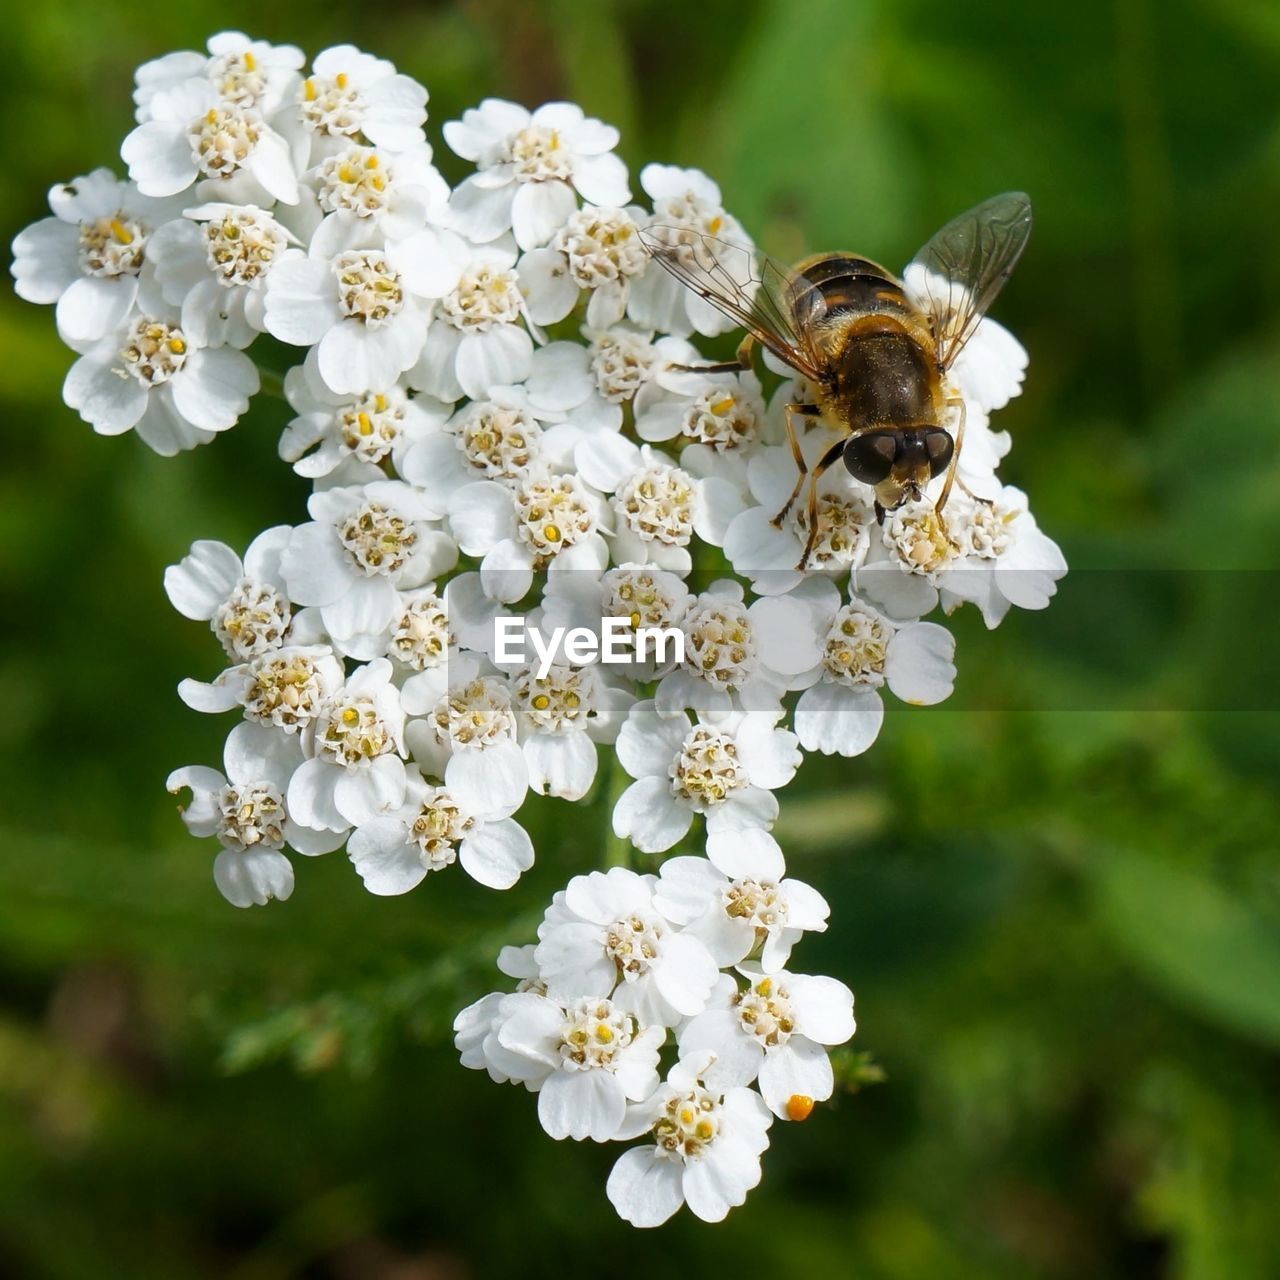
[638,224,825,381]
[907,191,1032,369]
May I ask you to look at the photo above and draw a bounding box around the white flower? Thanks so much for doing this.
[653,833,829,972]
[634,367,766,454]
[679,967,856,1120]
[453,947,549,1084]
[264,231,467,395]
[508,662,633,801]
[751,577,956,756]
[604,446,717,574]
[403,651,529,820]
[133,32,305,122]
[654,579,787,720]
[167,720,343,907]
[62,308,258,455]
[858,488,1068,626]
[934,486,1069,628]
[494,991,665,1141]
[447,470,610,604]
[535,867,719,1024]
[286,656,406,830]
[178,643,346,735]
[408,244,537,401]
[347,765,533,891]
[606,1055,772,1226]
[164,528,293,662]
[148,202,297,348]
[444,99,629,249]
[399,387,553,510]
[279,353,450,482]
[540,563,692,682]
[627,164,750,337]
[122,78,301,204]
[281,480,457,659]
[298,45,429,161]
[307,142,450,257]
[518,205,648,328]
[10,169,183,344]
[612,702,800,854]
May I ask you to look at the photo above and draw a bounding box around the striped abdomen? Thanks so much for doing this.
[787,253,942,431]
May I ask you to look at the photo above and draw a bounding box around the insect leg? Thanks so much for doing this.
[934,397,966,516]
[670,333,757,375]
[770,402,822,527]
[797,439,848,570]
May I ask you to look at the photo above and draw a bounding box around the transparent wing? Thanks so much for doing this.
[638,224,825,381]
[908,191,1033,370]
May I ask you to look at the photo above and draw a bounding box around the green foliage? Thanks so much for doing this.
[1,0,1278,1276]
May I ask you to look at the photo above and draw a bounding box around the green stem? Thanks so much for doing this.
[601,748,632,870]
[255,364,287,401]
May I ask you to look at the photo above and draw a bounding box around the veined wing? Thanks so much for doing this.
[907,191,1032,370]
[638,224,826,381]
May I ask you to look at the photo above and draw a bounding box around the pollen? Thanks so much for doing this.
[335,72,348,89]
[531,694,550,711]
[109,218,133,244]
[710,394,735,416]
[543,523,562,543]
[167,337,186,355]
[356,411,372,436]
[787,1095,815,1122]
[243,51,256,71]
[303,78,316,101]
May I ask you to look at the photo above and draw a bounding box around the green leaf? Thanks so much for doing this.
[1091,849,1280,1048]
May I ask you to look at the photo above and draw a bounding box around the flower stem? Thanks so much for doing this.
[601,748,632,870]
[255,364,288,401]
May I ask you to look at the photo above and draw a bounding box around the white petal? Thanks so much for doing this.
[788,974,856,1045]
[459,818,535,889]
[444,741,528,820]
[213,848,294,908]
[286,757,347,832]
[333,755,406,825]
[163,540,242,619]
[884,621,956,705]
[606,1146,685,1228]
[510,179,576,250]
[794,682,884,757]
[653,932,719,1016]
[705,828,785,881]
[170,347,257,431]
[611,776,691,853]
[524,731,598,800]
[758,1038,834,1118]
[455,325,534,401]
[537,1068,625,1142]
[614,701,687,778]
[347,818,426,895]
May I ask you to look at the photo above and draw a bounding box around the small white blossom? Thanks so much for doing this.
[286,656,407,830]
[348,765,533,891]
[612,702,800,854]
[281,480,457,659]
[654,831,829,972]
[165,528,293,662]
[10,169,183,344]
[62,307,258,454]
[679,968,856,1119]
[168,720,343,907]
[535,867,719,1025]
[444,99,629,249]
[607,1054,773,1226]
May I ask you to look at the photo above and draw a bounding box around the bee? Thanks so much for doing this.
[638,192,1033,569]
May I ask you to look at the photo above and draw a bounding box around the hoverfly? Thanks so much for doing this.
[638,192,1033,569]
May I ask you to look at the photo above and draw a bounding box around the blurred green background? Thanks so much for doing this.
[3,0,1280,1276]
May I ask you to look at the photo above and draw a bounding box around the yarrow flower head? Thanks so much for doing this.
[16,33,1066,1230]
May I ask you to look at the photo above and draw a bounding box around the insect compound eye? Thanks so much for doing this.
[924,429,954,478]
[843,431,898,486]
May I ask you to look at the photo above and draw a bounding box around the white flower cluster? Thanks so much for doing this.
[455,841,849,1226]
[11,31,1068,1228]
